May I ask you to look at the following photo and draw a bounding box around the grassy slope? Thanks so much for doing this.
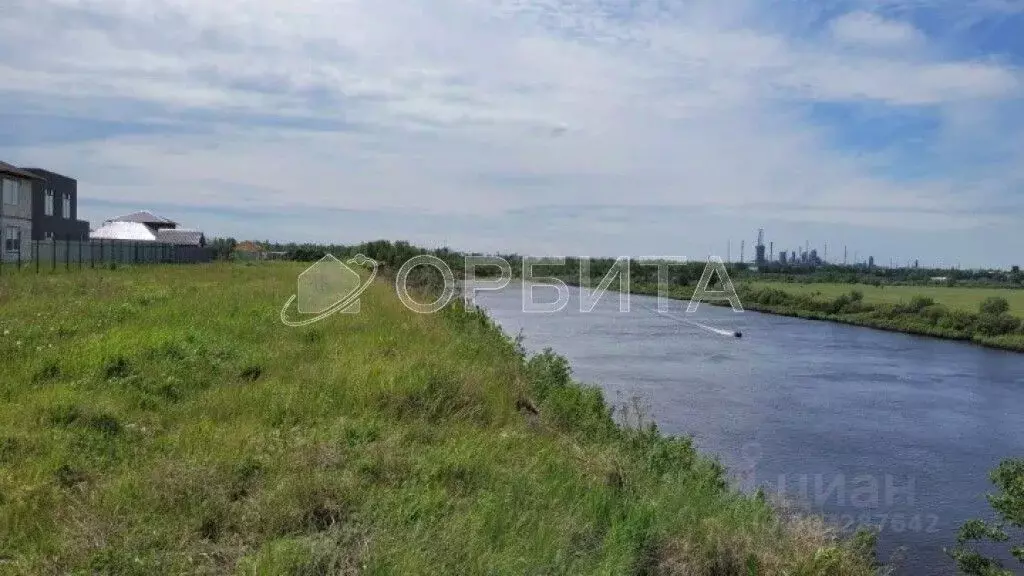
[0,263,876,575]
[744,282,1024,316]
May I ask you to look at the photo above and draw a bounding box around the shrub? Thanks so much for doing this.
[906,296,935,313]
[976,314,1022,337]
[919,304,949,326]
[540,383,614,439]
[742,287,791,307]
[979,297,1010,316]
[938,310,977,333]
[525,348,573,401]
[947,458,1024,575]
[828,294,853,314]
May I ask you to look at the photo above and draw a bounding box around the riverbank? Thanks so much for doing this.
[0,263,876,574]
[743,281,1024,315]
[607,281,1024,353]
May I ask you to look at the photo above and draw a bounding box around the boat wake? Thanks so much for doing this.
[634,299,742,339]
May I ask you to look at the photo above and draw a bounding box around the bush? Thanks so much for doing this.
[948,458,1024,575]
[919,304,949,326]
[938,310,978,333]
[828,294,853,314]
[747,287,791,307]
[976,314,1022,337]
[525,348,573,401]
[906,296,935,313]
[980,297,1011,316]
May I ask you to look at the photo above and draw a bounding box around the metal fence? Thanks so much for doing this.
[0,238,215,273]
[232,250,290,261]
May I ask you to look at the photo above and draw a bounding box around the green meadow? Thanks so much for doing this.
[734,282,1024,352]
[0,263,877,575]
[743,282,1024,316]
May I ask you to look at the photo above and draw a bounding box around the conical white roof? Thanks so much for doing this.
[90,221,158,241]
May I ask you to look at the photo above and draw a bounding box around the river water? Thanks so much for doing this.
[472,283,1024,575]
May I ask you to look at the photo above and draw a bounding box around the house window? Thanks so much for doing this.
[2,178,19,205]
[45,231,54,240]
[45,189,54,215]
[4,227,20,252]
[62,192,71,219]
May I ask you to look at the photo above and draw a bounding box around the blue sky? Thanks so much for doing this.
[1,0,1022,268]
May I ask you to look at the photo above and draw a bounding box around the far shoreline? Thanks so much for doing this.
[546,279,1024,354]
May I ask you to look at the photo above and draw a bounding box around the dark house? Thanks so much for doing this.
[1,161,45,262]
[21,168,90,241]
[107,210,179,232]
[156,229,206,246]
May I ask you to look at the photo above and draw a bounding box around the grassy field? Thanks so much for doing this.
[732,281,1024,352]
[0,263,876,575]
[743,282,1024,317]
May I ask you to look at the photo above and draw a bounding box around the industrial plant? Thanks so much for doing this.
[737,227,878,270]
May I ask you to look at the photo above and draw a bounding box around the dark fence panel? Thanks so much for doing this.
[1,238,215,273]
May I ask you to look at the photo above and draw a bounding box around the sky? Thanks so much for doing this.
[1,0,1022,268]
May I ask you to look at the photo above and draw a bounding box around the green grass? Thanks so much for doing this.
[734,282,1024,352]
[0,263,877,575]
[743,282,1024,316]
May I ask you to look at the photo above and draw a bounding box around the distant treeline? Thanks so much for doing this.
[209,238,715,285]
[207,238,1022,288]
[752,263,1022,289]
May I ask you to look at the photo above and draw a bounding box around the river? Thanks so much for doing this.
[472,283,1024,575]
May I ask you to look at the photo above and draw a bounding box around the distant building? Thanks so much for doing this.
[234,241,289,261]
[868,256,875,268]
[235,240,263,254]
[106,210,179,232]
[91,210,206,246]
[90,221,160,241]
[155,229,206,246]
[1,161,45,262]
[20,167,90,241]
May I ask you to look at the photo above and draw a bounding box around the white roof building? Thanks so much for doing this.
[89,221,158,241]
[90,210,206,246]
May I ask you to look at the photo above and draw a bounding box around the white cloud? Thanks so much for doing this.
[830,11,924,47]
[0,0,1022,261]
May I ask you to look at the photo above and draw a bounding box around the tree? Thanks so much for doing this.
[948,459,1024,575]
[209,237,237,261]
